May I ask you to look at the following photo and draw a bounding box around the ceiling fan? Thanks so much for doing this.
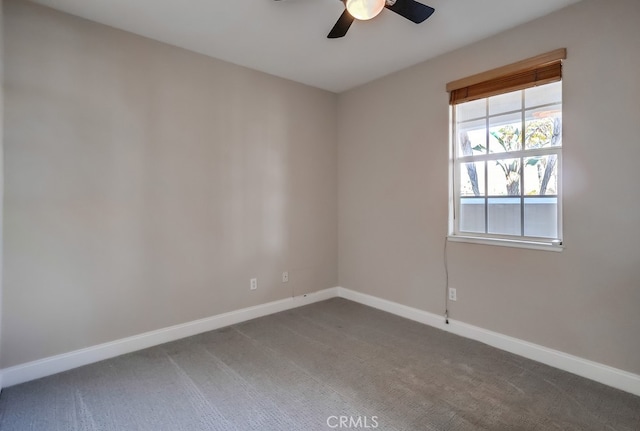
[276,0,435,39]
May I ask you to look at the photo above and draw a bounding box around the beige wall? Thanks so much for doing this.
[2,0,337,367]
[338,0,640,375]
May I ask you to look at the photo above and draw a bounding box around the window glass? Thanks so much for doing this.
[487,158,520,196]
[489,91,521,115]
[460,161,485,197]
[524,198,558,238]
[457,119,486,156]
[489,113,522,153]
[523,155,558,195]
[525,106,562,150]
[459,198,485,234]
[457,98,486,121]
[487,197,521,236]
[525,81,561,108]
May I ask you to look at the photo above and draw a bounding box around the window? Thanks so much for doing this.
[447,49,565,250]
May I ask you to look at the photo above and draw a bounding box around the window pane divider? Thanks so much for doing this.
[456,147,561,163]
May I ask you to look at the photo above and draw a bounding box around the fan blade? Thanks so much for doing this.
[385,0,434,24]
[327,9,355,38]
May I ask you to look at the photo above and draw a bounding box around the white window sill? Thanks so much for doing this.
[447,235,564,252]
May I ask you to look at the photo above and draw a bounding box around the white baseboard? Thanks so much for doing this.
[336,287,640,397]
[2,285,638,398]
[0,287,338,388]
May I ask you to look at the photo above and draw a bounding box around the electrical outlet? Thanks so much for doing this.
[448,287,457,301]
[250,278,257,290]
[282,272,289,283]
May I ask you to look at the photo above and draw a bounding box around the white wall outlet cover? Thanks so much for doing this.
[448,288,457,301]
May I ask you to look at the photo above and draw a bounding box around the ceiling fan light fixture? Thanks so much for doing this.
[346,0,385,21]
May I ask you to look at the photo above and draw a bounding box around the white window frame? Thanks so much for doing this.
[448,84,564,252]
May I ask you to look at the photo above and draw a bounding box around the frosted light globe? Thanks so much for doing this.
[346,0,385,21]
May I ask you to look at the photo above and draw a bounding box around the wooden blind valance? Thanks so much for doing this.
[447,48,566,105]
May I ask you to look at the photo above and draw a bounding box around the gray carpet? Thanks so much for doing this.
[0,298,639,430]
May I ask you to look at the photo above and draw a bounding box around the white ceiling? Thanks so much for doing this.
[30,0,583,93]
